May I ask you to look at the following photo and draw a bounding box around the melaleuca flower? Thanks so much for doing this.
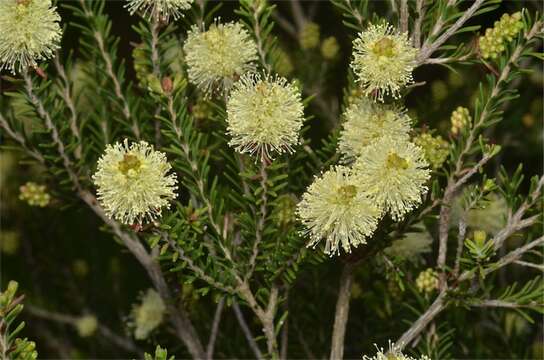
[299,22,320,50]
[351,23,417,101]
[226,73,304,159]
[75,315,98,338]
[0,0,62,74]
[479,12,523,59]
[184,22,258,96]
[354,136,430,221]
[450,106,472,135]
[297,166,381,256]
[339,97,411,160]
[321,36,340,60]
[415,268,439,294]
[363,340,431,360]
[19,182,51,207]
[125,0,193,21]
[413,133,449,169]
[131,289,166,340]
[92,139,177,225]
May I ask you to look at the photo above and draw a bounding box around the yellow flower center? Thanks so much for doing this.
[386,152,409,170]
[118,154,142,176]
[372,37,396,58]
[334,184,358,204]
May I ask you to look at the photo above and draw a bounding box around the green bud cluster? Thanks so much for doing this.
[479,12,523,59]
[415,268,439,294]
[299,22,320,50]
[414,133,450,169]
[450,106,472,135]
[19,182,51,207]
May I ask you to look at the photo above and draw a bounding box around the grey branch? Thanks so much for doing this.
[23,71,81,189]
[206,297,225,360]
[396,290,448,350]
[329,263,354,360]
[0,113,45,164]
[471,299,543,309]
[233,300,265,360]
[417,0,485,65]
[26,305,142,355]
[53,56,82,159]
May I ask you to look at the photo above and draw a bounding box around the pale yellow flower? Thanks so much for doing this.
[297,166,381,256]
[126,0,193,21]
[354,137,430,221]
[226,73,304,160]
[0,0,62,74]
[75,315,98,338]
[132,289,166,340]
[339,97,411,160]
[93,140,177,225]
[184,22,258,96]
[363,340,431,360]
[351,23,417,101]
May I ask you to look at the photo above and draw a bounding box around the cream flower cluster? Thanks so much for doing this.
[131,289,166,340]
[339,98,411,160]
[351,23,417,102]
[126,0,193,21]
[19,182,51,207]
[297,166,381,256]
[0,0,62,74]
[301,95,430,254]
[93,140,177,225]
[363,341,431,360]
[184,22,258,96]
[354,136,430,221]
[226,74,304,160]
[299,23,430,256]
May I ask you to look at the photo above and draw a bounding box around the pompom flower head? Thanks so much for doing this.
[339,97,411,160]
[131,289,166,340]
[0,0,62,74]
[75,315,98,338]
[351,23,417,101]
[226,74,304,160]
[297,166,381,256]
[184,22,258,96]
[93,139,177,225]
[125,0,193,21]
[354,136,430,221]
[363,340,431,360]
